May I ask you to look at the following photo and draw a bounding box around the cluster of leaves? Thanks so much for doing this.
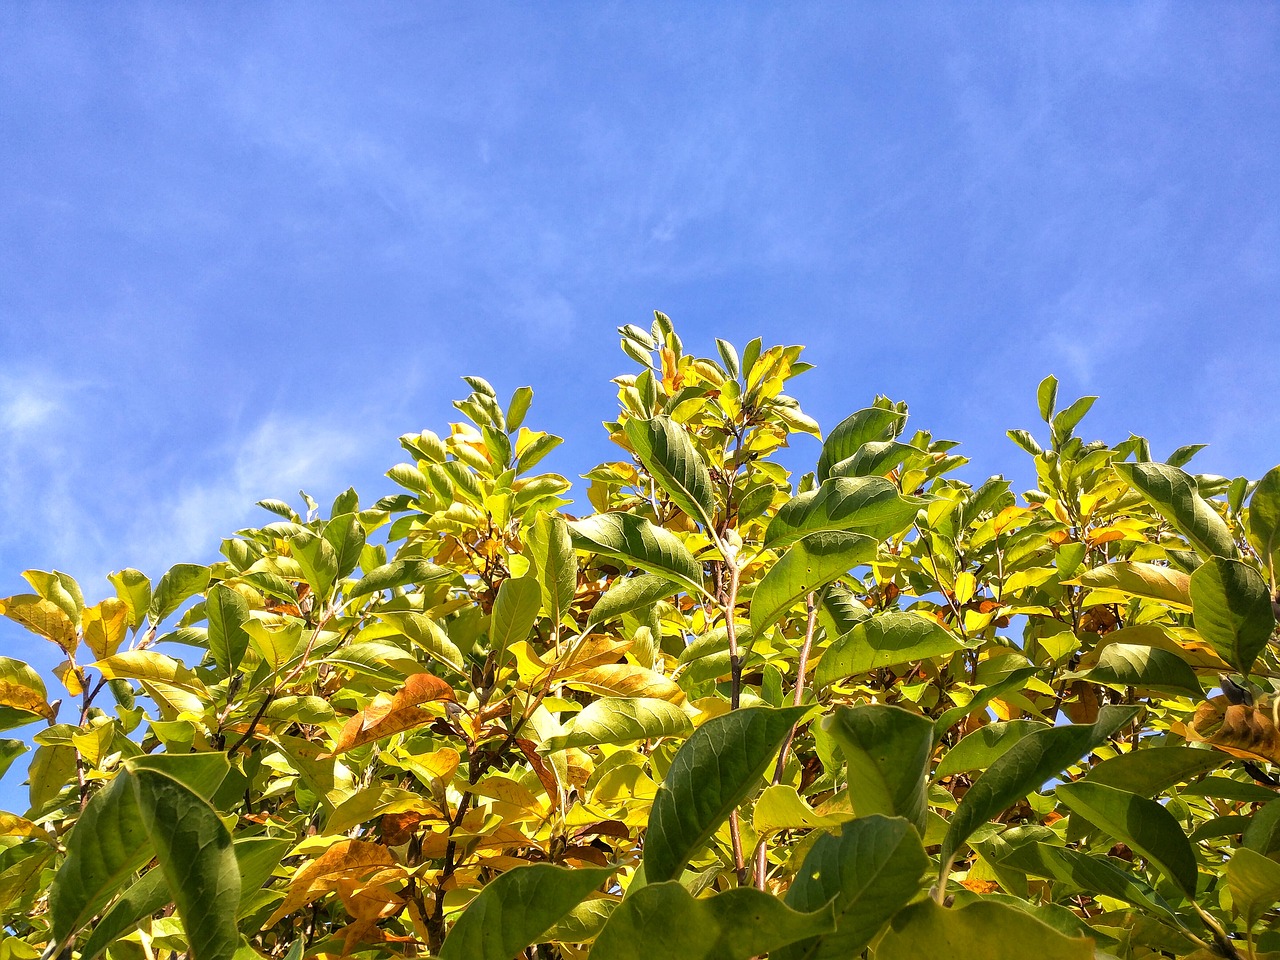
[2,313,1280,960]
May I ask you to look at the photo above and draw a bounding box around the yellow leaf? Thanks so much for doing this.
[752,784,845,836]
[0,657,55,720]
[565,664,685,704]
[52,660,85,697]
[330,673,455,755]
[82,598,129,660]
[94,651,205,692]
[0,812,48,839]
[0,594,78,654]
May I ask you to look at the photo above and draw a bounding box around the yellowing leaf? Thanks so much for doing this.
[330,673,455,754]
[0,656,55,721]
[565,664,685,704]
[0,594,79,654]
[81,598,129,660]
[753,785,844,836]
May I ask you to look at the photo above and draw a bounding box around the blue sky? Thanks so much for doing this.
[1,4,1278,804]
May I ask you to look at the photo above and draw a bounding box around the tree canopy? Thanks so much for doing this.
[2,314,1278,960]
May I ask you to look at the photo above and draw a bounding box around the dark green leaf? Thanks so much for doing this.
[322,513,366,581]
[817,407,907,482]
[346,560,459,600]
[569,513,701,596]
[592,883,835,960]
[148,563,210,626]
[586,574,681,629]
[624,416,716,529]
[777,815,927,960]
[542,698,691,752]
[934,667,1039,740]
[1077,642,1203,697]
[205,584,251,675]
[1055,780,1198,897]
[816,612,962,686]
[940,705,1140,876]
[823,704,933,829]
[1084,746,1223,797]
[528,513,579,625]
[1036,376,1058,423]
[644,705,808,882]
[490,575,542,667]
[935,720,1047,777]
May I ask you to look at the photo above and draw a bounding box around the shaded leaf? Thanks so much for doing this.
[491,575,542,668]
[1055,780,1198,897]
[1069,561,1192,610]
[823,703,933,829]
[876,898,1094,960]
[586,574,681,628]
[346,560,459,600]
[1076,642,1203,697]
[940,705,1140,875]
[439,864,614,960]
[591,882,835,960]
[148,563,211,626]
[528,513,579,626]
[1228,847,1280,929]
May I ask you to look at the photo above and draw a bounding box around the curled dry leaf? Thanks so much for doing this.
[1188,695,1280,763]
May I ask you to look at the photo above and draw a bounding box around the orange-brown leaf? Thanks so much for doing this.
[265,839,396,927]
[1188,696,1280,763]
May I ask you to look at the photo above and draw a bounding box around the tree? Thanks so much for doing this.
[1,313,1278,960]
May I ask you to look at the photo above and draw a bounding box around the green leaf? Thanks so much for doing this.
[1190,556,1275,676]
[644,705,808,882]
[0,738,27,780]
[1055,780,1198,897]
[569,513,701,596]
[940,705,1140,876]
[591,883,835,960]
[624,415,716,529]
[78,868,168,960]
[507,385,534,433]
[1084,746,1223,797]
[148,563,210,626]
[933,667,1039,740]
[935,720,1047,777]
[817,406,907,483]
[1228,847,1280,929]
[1243,799,1280,858]
[322,513,366,581]
[490,575,542,668]
[128,752,231,801]
[586,574,681,628]
[876,898,1094,960]
[1050,395,1096,440]
[131,767,240,960]
[827,440,919,479]
[815,612,962,686]
[1036,376,1058,423]
[528,513,579,624]
[205,584,251,675]
[776,815,927,960]
[749,532,875,638]
[1114,461,1237,559]
[438,864,614,960]
[346,559,458,600]
[994,842,1178,920]
[765,477,923,549]
[823,704,933,830]
[48,771,153,945]
[542,697,691,752]
[1076,642,1203,697]
[1246,465,1280,577]
[108,568,152,630]
[289,531,339,598]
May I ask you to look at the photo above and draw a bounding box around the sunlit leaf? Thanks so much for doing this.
[569,513,702,596]
[824,704,933,829]
[1114,461,1237,559]
[542,697,691,753]
[816,612,962,686]
[876,898,1095,960]
[750,532,875,638]
[765,477,923,548]
[624,415,716,529]
[1190,556,1275,676]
